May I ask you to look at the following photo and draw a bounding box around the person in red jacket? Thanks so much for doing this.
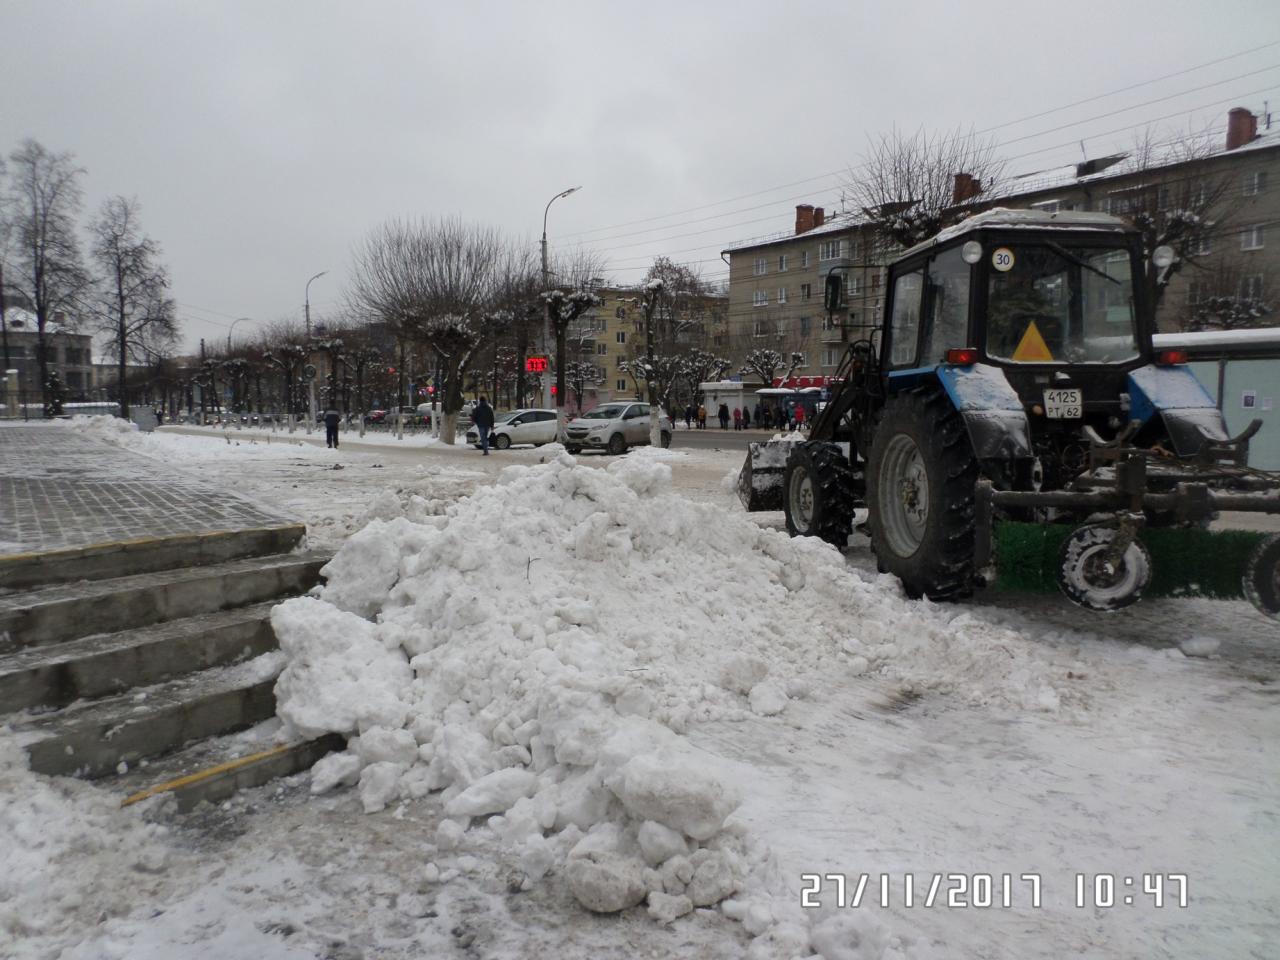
[794,403,806,431]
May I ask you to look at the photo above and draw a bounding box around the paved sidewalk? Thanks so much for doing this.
[0,423,300,556]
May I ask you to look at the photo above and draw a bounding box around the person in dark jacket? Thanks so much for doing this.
[473,396,496,454]
[323,405,341,448]
[717,403,730,429]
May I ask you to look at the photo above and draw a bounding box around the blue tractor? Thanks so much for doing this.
[739,208,1280,615]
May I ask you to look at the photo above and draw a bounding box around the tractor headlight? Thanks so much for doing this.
[1152,245,1175,268]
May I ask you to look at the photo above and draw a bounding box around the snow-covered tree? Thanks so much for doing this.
[741,348,785,386]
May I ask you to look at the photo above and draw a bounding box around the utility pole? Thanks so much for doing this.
[0,262,10,374]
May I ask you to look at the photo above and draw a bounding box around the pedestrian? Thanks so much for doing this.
[323,405,341,448]
[732,407,742,430]
[684,404,694,429]
[742,406,751,429]
[717,403,730,430]
[755,402,764,427]
[697,404,707,429]
[795,403,807,432]
[473,395,496,455]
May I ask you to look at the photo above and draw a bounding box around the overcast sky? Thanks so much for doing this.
[3,0,1278,354]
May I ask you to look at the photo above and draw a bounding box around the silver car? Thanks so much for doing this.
[564,402,672,455]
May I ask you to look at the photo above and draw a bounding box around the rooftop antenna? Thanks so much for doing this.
[1078,139,1088,162]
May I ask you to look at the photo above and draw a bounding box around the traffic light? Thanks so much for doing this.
[427,385,435,395]
[387,366,396,375]
[823,274,843,312]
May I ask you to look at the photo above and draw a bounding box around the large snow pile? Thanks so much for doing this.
[272,448,1072,955]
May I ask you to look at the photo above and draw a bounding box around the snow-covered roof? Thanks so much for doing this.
[897,207,1134,261]
[2,307,80,336]
[721,211,870,256]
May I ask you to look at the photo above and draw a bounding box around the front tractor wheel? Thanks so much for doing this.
[1056,524,1152,612]
[783,442,857,547]
[867,390,978,600]
[1244,533,1280,620]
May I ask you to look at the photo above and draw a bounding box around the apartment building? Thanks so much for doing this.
[1,306,96,401]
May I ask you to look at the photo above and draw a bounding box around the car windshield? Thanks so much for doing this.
[985,242,1139,364]
[581,405,627,420]
[496,410,521,423]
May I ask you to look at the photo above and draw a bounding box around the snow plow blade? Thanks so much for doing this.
[737,440,798,512]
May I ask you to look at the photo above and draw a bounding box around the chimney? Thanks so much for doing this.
[1226,107,1258,150]
[813,207,825,228]
[952,172,982,205]
[795,204,815,234]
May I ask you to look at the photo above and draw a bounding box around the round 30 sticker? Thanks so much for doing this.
[992,247,1015,272]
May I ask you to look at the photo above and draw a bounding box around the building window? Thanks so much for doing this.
[792,353,807,367]
[871,271,881,290]
[1186,233,1211,257]
[597,343,607,355]
[777,287,788,304]
[821,314,839,331]
[616,379,627,392]
[778,254,788,271]
[819,239,844,261]
[848,275,861,296]
[752,290,767,307]
[1031,199,1062,214]
[616,331,626,344]
[800,282,811,300]
[615,306,626,319]
[1244,171,1268,196]
[800,250,810,268]
[616,354,625,369]
[1186,280,1205,306]
[821,348,838,366]
[1241,274,1265,300]
[753,318,768,337]
[850,240,862,260]
[754,257,767,276]
[775,318,785,337]
[799,316,812,336]
[1242,224,1265,251]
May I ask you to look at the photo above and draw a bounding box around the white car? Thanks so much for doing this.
[465,408,558,449]
[564,402,672,455]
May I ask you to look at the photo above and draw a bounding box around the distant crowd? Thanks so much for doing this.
[681,401,807,432]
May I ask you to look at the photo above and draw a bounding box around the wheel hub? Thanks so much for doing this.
[880,434,929,557]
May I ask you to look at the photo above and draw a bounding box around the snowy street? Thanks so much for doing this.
[4,420,1278,960]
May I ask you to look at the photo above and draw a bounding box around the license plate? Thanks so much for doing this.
[1043,388,1082,419]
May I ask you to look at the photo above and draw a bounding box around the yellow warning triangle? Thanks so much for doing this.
[1011,320,1055,362]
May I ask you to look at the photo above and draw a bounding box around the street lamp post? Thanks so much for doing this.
[227,317,252,354]
[305,271,327,340]
[540,187,580,409]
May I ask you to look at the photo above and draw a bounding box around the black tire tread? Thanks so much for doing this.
[783,442,859,547]
[867,387,978,600]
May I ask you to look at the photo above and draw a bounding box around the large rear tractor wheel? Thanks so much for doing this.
[1244,533,1280,620]
[867,389,978,600]
[783,442,858,547]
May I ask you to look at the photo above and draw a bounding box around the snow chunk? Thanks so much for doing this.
[637,820,689,866]
[444,768,538,818]
[609,751,740,841]
[309,750,362,795]
[565,852,649,913]
[1178,636,1221,658]
[810,911,890,960]
[748,681,788,716]
[271,597,411,737]
[647,890,693,923]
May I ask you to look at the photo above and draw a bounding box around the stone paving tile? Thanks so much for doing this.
[0,425,299,556]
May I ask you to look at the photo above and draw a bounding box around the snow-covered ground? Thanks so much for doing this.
[3,419,1278,960]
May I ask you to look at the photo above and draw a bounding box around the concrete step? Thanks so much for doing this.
[0,601,279,714]
[0,523,307,590]
[0,552,327,653]
[17,653,285,779]
[108,723,346,813]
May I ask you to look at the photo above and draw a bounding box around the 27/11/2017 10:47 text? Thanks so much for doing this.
[800,873,1189,909]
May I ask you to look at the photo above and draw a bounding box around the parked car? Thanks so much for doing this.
[365,409,389,424]
[564,402,671,455]
[465,408,557,449]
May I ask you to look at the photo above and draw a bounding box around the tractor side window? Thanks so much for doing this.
[923,247,971,364]
[888,270,924,367]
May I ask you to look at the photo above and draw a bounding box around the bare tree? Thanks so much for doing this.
[4,140,90,413]
[844,127,1006,248]
[1111,126,1240,311]
[89,195,177,418]
[348,217,513,442]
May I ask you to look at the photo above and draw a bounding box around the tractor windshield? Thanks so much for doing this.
[985,242,1139,364]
